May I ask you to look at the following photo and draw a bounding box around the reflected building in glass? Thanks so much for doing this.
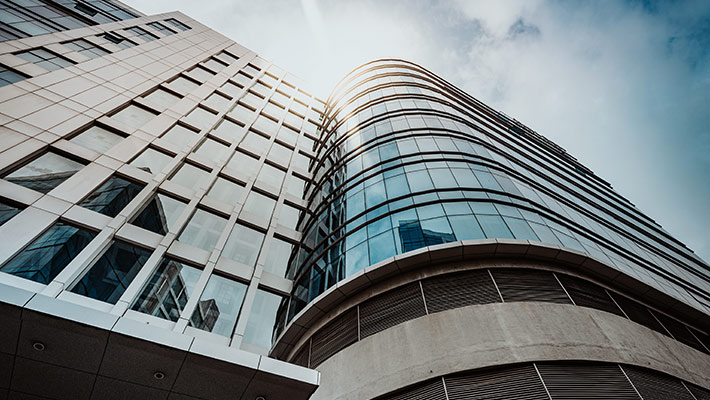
[0,2,708,400]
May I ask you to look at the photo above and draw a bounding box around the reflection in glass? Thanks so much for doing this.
[189,274,247,337]
[1,222,95,284]
[207,177,245,205]
[0,199,22,226]
[242,191,275,221]
[169,163,210,189]
[130,193,186,235]
[131,258,201,321]
[242,289,283,353]
[71,241,152,303]
[4,152,84,194]
[178,209,227,251]
[397,219,455,253]
[79,175,144,217]
[111,104,157,129]
[70,125,124,153]
[263,237,293,277]
[129,149,171,176]
[222,223,265,266]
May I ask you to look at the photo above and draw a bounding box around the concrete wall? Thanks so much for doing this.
[311,301,710,400]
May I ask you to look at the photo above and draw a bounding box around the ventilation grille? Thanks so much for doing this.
[377,379,447,400]
[623,366,696,400]
[686,383,710,400]
[651,310,707,353]
[291,343,310,368]
[609,292,668,333]
[537,362,639,399]
[360,282,427,339]
[445,364,549,400]
[492,269,572,304]
[421,269,500,313]
[556,274,624,316]
[310,308,358,368]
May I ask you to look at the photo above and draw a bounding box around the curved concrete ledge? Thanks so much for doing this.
[271,239,709,361]
[310,301,710,400]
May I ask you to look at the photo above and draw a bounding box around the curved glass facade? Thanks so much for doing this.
[277,59,710,331]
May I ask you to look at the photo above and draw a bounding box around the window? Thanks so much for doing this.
[263,237,293,277]
[147,21,176,35]
[242,191,275,221]
[204,92,231,111]
[0,222,95,284]
[130,147,173,175]
[278,204,300,230]
[229,103,255,123]
[4,152,84,194]
[189,275,245,337]
[193,138,230,160]
[165,18,190,31]
[186,66,214,83]
[100,32,136,49]
[222,223,265,267]
[215,51,238,65]
[169,163,210,188]
[63,38,110,59]
[0,64,28,87]
[241,289,283,353]
[111,104,158,129]
[131,258,201,321]
[70,125,124,153]
[0,199,22,226]
[211,118,244,143]
[239,131,270,156]
[183,106,218,130]
[71,241,152,304]
[125,26,158,42]
[178,209,227,251]
[169,75,200,93]
[226,151,260,176]
[130,193,187,235]
[286,175,306,198]
[79,175,144,217]
[256,163,285,189]
[15,48,75,71]
[161,123,198,148]
[143,88,181,108]
[207,177,245,205]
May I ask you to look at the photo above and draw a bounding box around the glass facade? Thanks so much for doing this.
[4,151,84,194]
[131,258,201,321]
[79,175,144,217]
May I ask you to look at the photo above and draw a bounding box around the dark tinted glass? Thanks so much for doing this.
[79,176,144,217]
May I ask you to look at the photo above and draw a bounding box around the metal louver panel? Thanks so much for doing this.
[421,269,500,313]
[689,328,710,354]
[686,383,710,400]
[608,292,669,334]
[491,269,572,304]
[310,308,358,367]
[359,282,427,339]
[444,364,549,400]
[536,362,639,399]
[622,366,696,400]
[291,342,310,368]
[556,274,625,316]
[649,310,707,353]
[376,378,447,400]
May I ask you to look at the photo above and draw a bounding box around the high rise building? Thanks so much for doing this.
[0,2,708,400]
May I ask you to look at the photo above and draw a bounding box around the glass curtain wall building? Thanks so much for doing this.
[0,2,708,400]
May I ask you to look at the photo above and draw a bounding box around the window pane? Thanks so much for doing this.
[193,138,229,160]
[189,275,246,337]
[222,223,265,267]
[242,191,275,221]
[212,118,244,143]
[111,104,157,129]
[226,151,260,176]
[278,204,300,230]
[263,238,292,277]
[131,258,201,321]
[207,177,245,204]
[4,152,84,194]
[477,214,514,239]
[1,222,95,284]
[286,175,306,198]
[162,124,198,148]
[241,289,282,352]
[169,163,210,189]
[130,193,187,235]
[184,106,218,130]
[0,199,22,226]
[256,163,285,188]
[79,176,144,217]
[70,125,124,153]
[71,241,152,304]
[178,209,227,251]
[449,214,485,241]
[144,88,181,108]
[130,148,172,175]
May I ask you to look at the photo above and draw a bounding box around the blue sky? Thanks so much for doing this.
[126,0,710,263]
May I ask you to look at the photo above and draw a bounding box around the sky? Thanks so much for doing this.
[125,0,710,263]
